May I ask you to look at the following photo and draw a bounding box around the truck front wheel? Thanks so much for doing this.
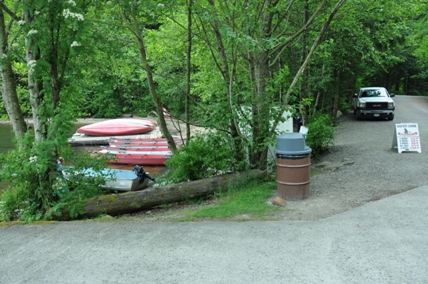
[356,110,363,120]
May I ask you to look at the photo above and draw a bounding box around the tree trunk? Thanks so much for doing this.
[250,57,270,170]
[332,69,340,125]
[52,169,266,220]
[129,14,177,152]
[300,0,309,125]
[24,10,45,143]
[206,0,246,168]
[185,0,193,142]
[0,8,27,141]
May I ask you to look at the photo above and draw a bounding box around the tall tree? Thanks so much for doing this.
[22,0,86,141]
[19,0,88,214]
[0,2,27,141]
[185,0,193,141]
[111,0,177,151]
[193,0,346,170]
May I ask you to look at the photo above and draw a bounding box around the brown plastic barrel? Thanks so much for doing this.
[276,154,310,200]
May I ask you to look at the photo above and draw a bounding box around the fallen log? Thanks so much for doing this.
[52,169,266,220]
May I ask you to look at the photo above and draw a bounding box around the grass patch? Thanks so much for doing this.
[144,180,281,222]
[193,182,278,220]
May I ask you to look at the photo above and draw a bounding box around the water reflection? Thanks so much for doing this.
[0,124,14,193]
[0,123,15,153]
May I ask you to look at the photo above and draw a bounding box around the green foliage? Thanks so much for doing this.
[160,132,236,184]
[90,90,123,118]
[0,132,110,222]
[0,150,54,222]
[305,113,335,158]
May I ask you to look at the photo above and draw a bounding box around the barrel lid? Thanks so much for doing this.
[275,146,312,155]
[275,132,312,155]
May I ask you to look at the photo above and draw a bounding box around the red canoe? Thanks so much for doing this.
[109,143,175,149]
[98,148,172,156]
[101,146,171,152]
[109,140,184,148]
[109,137,183,142]
[107,153,171,166]
[77,118,157,136]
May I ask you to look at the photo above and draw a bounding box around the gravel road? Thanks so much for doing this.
[283,95,428,220]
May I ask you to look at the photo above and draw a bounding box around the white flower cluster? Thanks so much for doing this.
[29,156,38,163]
[27,60,37,75]
[27,30,38,36]
[71,41,81,47]
[62,9,84,21]
[68,0,76,6]
[18,20,26,26]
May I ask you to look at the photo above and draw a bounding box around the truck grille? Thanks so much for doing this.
[366,102,388,109]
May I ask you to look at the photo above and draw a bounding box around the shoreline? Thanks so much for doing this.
[0,118,105,125]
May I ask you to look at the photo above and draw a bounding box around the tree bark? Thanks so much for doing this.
[186,0,193,142]
[251,57,270,169]
[332,69,340,125]
[24,9,45,143]
[0,8,27,141]
[53,169,266,220]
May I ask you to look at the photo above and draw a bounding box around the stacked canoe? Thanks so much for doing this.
[73,118,184,165]
[94,137,184,166]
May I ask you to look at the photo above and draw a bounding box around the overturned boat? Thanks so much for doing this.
[64,165,155,192]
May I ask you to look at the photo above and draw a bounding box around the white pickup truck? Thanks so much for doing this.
[352,87,395,120]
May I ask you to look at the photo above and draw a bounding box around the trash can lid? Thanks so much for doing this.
[275,132,312,155]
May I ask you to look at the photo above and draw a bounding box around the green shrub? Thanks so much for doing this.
[305,113,335,158]
[159,132,236,184]
[0,139,110,222]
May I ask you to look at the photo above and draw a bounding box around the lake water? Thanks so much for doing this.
[0,124,14,153]
[0,124,15,193]
[0,123,81,153]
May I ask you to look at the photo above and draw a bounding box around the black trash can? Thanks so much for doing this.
[275,133,312,200]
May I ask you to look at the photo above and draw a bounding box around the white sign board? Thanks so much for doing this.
[392,123,422,153]
[299,126,308,136]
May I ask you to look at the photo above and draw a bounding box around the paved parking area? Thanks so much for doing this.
[1,186,428,283]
